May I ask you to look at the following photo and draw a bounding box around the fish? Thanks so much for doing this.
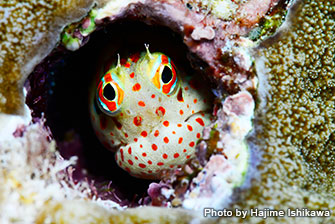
[90,45,212,179]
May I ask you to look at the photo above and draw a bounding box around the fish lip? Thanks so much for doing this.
[184,110,210,122]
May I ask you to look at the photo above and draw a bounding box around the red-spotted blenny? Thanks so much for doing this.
[90,46,212,179]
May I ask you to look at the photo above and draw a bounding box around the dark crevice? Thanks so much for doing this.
[25,20,212,206]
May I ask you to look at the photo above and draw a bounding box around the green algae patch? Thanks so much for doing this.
[61,8,98,51]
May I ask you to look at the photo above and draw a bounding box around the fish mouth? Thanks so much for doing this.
[184,109,211,122]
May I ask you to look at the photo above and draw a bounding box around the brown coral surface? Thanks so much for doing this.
[229,0,335,223]
[0,0,94,114]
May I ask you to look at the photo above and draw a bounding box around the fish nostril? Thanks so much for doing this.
[126,109,132,115]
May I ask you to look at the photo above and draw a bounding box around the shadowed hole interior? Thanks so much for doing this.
[26,20,213,206]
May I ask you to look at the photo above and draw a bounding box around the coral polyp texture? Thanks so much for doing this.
[1,0,334,223]
[232,0,335,223]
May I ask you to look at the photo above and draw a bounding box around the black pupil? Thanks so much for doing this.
[162,66,173,83]
[103,83,116,101]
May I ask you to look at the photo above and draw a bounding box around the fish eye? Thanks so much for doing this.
[161,66,173,84]
[96,72,124,115]
[103,83,116,101]
[143,53,179,96]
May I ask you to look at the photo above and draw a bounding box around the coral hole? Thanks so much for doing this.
[26,21,213,206]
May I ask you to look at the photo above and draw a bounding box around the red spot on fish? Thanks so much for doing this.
[128,147,132,154]
[130,72,135,78]
[125,167,131,172]
[177,88,184,102]
[141,131,147,137]
[132,83,141,91]
[163,121,169,127]
[130,53,140,63]
[177,124,182,127]
[189,142,195,147]
[101,140,109,148]
[192,110,195,114]
[134,138,138,142]
[174,153,180,158]
[186,155,191,159]
[183,149,187,153]
[195,117,205,126]
[128,160,133,165]
[155,106,166,116]
[178,137,183,144]
[184,86,189,91]
[119,161,122,166]
[120,112,124,117]
[140,144,143,148]
[151,94,155,98]
[139,163,146,168]
[100,116,107,130]
[133,116,142,126]
[142,152,147,157]
[179,110,184,115]
[157,162,164,166]
[152,144,158,151]
[120,148,124,161]
[148,170,152,173]
[187,104,190,108]
[112,118,122,130]
[125,133,128,138]
[125,62,131,68]
[163,154,168,159]
[172,131,176,134]
[111,140,115,144]
[187,125,193,131]
[196,133,201,138]
[110,132,114,136]
[193,99,198,104]
[170,165,174,168]
[164,137,169,143]
[135,156,138,160]
[120,58,127,65]
[154,130,159,137]
[138,101,146,107]
[148,160,152,164]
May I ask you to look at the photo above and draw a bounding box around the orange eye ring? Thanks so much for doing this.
[149,54,179,96]
[97,72,124,115]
